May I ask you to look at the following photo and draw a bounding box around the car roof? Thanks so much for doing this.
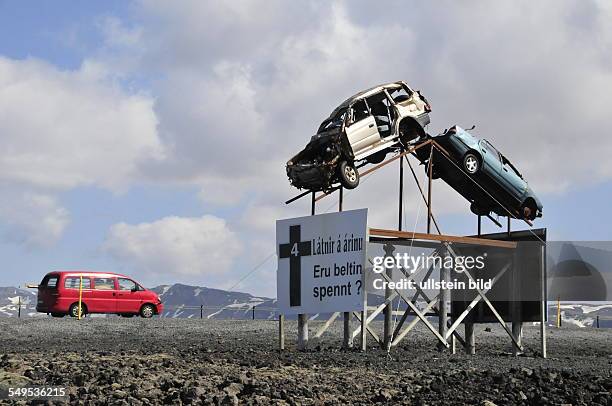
[334,81,406,111]
[46,271,132,279]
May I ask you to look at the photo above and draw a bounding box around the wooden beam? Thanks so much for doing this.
[369,228,517,249]
[314,140,432,202]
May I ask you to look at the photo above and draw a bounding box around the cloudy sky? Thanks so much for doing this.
[1,1,611,297]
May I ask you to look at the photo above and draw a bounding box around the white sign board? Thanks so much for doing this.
[276,208,367,315]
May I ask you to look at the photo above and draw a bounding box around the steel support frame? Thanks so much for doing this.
[283,138,541,354]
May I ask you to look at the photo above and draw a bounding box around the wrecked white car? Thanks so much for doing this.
[286,81,431,191]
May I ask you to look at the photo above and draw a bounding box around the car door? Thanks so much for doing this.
[115,278,143,314]
[499,155,527,199]
[92,276,118,313]
[345,99,381,155]
[479,139,502,176]
[63,276,92,311]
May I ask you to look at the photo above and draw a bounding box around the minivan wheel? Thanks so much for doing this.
[140,304,155,318]
[338,161,359,189]
[69,303,86,318]
[463,153,480,175]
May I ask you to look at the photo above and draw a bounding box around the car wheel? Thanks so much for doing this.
[338,161,359,189]
[69,303,86,318]
[140,304,155,319]
[51,312,65,318]
[521,201,537,220]
[463,153,480,175]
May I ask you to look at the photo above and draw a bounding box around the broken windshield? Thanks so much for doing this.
[317,107,347,133]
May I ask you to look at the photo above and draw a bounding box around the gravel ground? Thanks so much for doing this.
[0,318,610,405]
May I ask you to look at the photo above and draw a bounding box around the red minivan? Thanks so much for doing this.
[36,271,163,318]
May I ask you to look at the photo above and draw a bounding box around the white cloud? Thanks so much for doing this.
[0,57,163,192]
[0,56,164,247]
[113,0,612,201]
[104,215,242,281]
[0,189,69,248]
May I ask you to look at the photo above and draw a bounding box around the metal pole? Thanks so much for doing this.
[439,259,450,351]
[279,314,285,350]
[596,315,600,328]
[466,218,482,354]
[200,305,203,319]
[298,193,316,350]
[507,216,511,237]
[360,288,367,351]
[511,246,523,355]
[540,244,547,358]
[465,322,475,355]
[78,275,83,320]
[17,295,21,318]
[339,186,352,348]
[556,296,561,328]
[427,146,433,234]
[252,305,255,320]
[399,153,404,232]
[383,244,395,350]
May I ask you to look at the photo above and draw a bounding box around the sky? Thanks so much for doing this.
[1,1,611,298]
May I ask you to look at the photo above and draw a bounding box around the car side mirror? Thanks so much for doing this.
[131,287,138,292]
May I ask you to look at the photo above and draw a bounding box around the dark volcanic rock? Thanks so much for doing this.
[0,318,610,405]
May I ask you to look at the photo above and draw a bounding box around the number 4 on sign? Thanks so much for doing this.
[279,225,311,307]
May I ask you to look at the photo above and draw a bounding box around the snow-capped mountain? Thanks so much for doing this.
[550,302,612,328]
[0,286,40,317]
[151,283,277,319]
[1,283,610,327]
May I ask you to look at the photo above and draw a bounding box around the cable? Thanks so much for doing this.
[227,252,276,292]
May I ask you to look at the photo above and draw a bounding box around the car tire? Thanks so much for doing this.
[338,161,359,189]
[521,200,537,220]
[140,304,155,319]
[69,303,86,318]
[51,312,65,318]
[463,153,480,175]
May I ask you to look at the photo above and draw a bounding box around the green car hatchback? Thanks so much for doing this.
[417,126,543,221]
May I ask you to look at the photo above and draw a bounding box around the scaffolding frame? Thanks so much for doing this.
[280,138,547,357]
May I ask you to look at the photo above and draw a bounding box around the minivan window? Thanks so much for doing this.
[64,277,91,289]
[350,100,369,123]
[41,275,58,288]
[117,278,138,291]
[94,278,115,290]
[388,86,411,103]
